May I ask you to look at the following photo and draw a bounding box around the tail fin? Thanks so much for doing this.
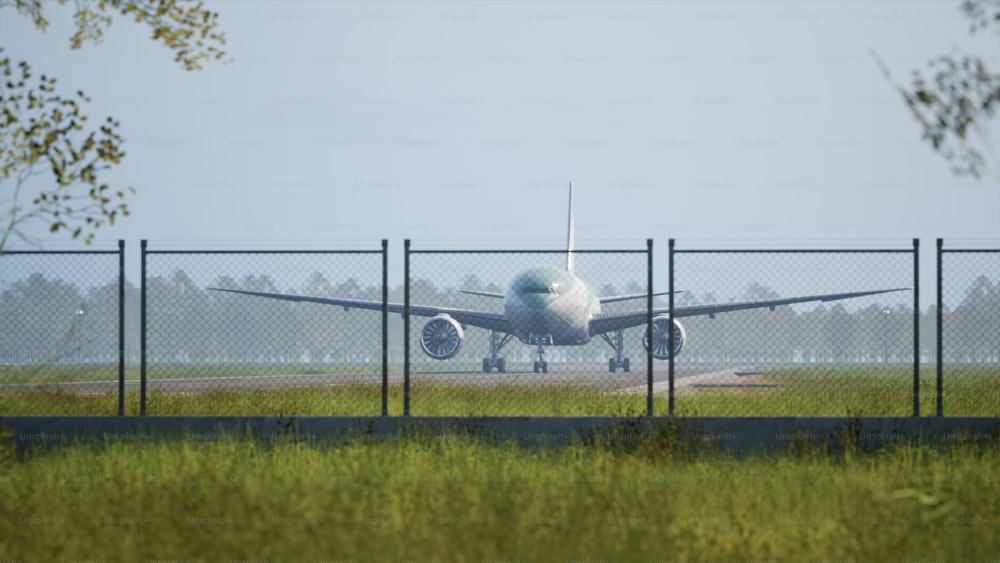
[566,181,575,274]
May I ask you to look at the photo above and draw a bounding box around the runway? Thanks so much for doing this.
[0,363,769,394]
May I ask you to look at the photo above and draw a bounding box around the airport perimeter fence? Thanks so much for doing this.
[666,240,921,417]
[1,238,998,417]
[0,241,126,415]
[937,239,1000,417]
[137,241,389,415]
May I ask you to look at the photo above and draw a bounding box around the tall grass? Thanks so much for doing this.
[0,431,997,561]
[2,365,997,416]
[3,370,998,416]
[0,384,657,416]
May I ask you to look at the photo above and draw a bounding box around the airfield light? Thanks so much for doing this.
[882,307,890,364]
[75,307,85,363]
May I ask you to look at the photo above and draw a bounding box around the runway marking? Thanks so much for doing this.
[610,366,776,396]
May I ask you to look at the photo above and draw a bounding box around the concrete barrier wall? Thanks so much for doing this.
[3,416,998,453]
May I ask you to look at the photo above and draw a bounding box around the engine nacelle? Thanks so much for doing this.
[419,314,464,360]
[642,315,686,360]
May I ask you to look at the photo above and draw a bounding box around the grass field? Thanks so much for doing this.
[677,365,1000,417]
[2,365,997,416]
[0,428,998,561]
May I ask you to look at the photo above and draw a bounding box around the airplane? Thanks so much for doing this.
[210,183,909,374]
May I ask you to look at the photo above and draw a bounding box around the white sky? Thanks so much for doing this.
[1,1,998,298]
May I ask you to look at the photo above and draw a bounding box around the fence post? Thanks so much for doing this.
[403,239,411,417]
[140,239,147,416]
[382,239,389,417]
[646,239,654,417]
[912,238,920,417]
[936,238,943,417]
[668,238,675,417]
[118,240,125,416]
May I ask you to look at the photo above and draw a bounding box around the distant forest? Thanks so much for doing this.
[0,270,997,366]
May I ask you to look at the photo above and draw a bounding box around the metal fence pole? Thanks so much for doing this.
[117,240,125,416]
[140,239,147,416]
[936,238,944,416]
[382,239,389,417]
[668,238,675,417]
[912,238,920,417]
[646,239,653,417]
[403,239,411,417]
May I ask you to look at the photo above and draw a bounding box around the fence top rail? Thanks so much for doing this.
[408,248,649,255]
[0,249,122,256]
[940,248,1000,254]
[672,248,916,254]
[144,249,384,255]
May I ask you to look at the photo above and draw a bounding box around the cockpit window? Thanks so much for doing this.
[521,284,560,295]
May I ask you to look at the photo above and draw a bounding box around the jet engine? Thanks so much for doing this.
[642,315,686,360]
[419,314,464,360]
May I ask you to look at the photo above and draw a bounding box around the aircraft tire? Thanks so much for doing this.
[497,358,506,373]
[533,361,540,374]
[623,358,630,372]
[609,358,617,373]
[483,358,492,373]
[541,361,548,374]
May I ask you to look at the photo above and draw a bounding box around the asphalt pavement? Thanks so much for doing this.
[2,363,761,394]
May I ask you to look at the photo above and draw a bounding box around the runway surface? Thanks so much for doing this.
[1,363,771,394]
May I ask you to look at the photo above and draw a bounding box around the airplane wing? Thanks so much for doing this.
[588,287,910,336]
[599,291,678,304]
[208,288,513,333]
[460,290,505,299]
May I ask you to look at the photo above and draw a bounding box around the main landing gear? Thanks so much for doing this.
[600,329,630,373]
[480,331,551,374]
[482,330,513,373]
[608,357,630,373]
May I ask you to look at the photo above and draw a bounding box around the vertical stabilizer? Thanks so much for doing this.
[566,181,575,274]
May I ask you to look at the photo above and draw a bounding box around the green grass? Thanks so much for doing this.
[677,365,1000,417]
[0,430,998,561]
[2,365,997,416]
[0,383,656,416]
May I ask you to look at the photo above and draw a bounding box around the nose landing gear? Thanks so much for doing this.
[529,333,552,373]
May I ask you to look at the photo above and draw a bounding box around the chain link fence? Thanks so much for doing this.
[403,244,653,416]
[141,242,387,415]
[667,242,918,416]
[0,243,125,415]
[2,239,997,417]
[938,241,1000,416]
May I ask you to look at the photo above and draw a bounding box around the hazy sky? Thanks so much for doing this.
[2,1,998,296]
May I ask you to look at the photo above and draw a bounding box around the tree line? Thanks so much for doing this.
[0,270,997,367]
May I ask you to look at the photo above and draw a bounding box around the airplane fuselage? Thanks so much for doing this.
[503,265,599,346]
